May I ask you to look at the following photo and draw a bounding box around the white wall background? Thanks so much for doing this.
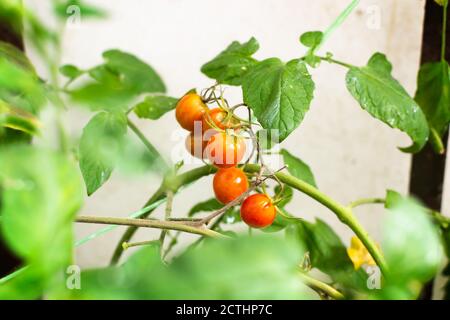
[26,0,449,298]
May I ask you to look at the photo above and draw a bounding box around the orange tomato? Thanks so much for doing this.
[240,194,276,228]
[175,93,208,131]
[213,167,248,204]
[185,132,207,159]
[205,132,246,168]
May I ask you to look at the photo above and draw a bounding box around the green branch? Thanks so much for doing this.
[298,272,345,300]
[316,0,361,53]
[75,215,225,239]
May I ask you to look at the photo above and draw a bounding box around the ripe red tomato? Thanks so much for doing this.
[202,108,238,132]
[175,93,208,131]
[240,194,276,228]
[213,167,248,204]
[205,132,246,168]
[185,132,207,159]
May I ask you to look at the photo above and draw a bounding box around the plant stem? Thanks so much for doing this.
[298,272,345,300]
[316,55,355,68]
[430,126,446,154]
[76,216,225,239]
[348,198,385,209]
[317,0,361,53]
[159,190,174,258]
[122,240,159,250]
[442,0,448,61]
[127,118,170,172]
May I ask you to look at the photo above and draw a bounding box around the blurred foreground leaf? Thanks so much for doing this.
[51,235,313,299]
[0,146,84,299]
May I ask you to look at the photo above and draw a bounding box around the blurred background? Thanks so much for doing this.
[23,0,448,298]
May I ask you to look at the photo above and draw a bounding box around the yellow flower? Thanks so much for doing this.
[347,236,376,270]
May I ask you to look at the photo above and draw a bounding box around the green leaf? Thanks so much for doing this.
[201,37,259,85]
[188,198,222,217]
[286,218,368,292]
[59,64,83,79]
[0,100,40,136]
[346,53,429,153]
[376,197,444,299]
[261,208,293,233]
[102,49,166,94]
[384,189,403,209]
[79,111,127,195]
[133,95,178,120]
[434,0,448,6]
[0,41,36,73]
[274,185,293,208]
[70,82,133,113]
[299,31,323,49]
[0,146,83,298]
[242,58,315,142]
[51,235,313,299]
[414,61,450,139]
[0,57,46,115]
[281,149,317,187]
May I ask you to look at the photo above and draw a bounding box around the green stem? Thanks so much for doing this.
[430,127,445,154]
[76,216,225,238]
[316,55,355,68]
[127,118,170,172]
[122,240,159,250]
[316,0,361,53]
[442,0,448,61]
[348,198,385,209]
[298,272,345,300]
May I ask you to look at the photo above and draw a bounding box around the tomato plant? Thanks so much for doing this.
[0,0,449,302]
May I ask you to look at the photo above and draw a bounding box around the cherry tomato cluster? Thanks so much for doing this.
[175,92,276,228]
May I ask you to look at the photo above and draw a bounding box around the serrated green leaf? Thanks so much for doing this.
[242,58,314,142]
[188,198,222,217]
[102,49,166,94]
[201,37,259,85]
[59,64,83,79]
[79,111,127,195]
[0,146,83,298]
[346,53,429,153]
[134,95,178,120]
[414,61,450,140]
[281,149,317,187]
